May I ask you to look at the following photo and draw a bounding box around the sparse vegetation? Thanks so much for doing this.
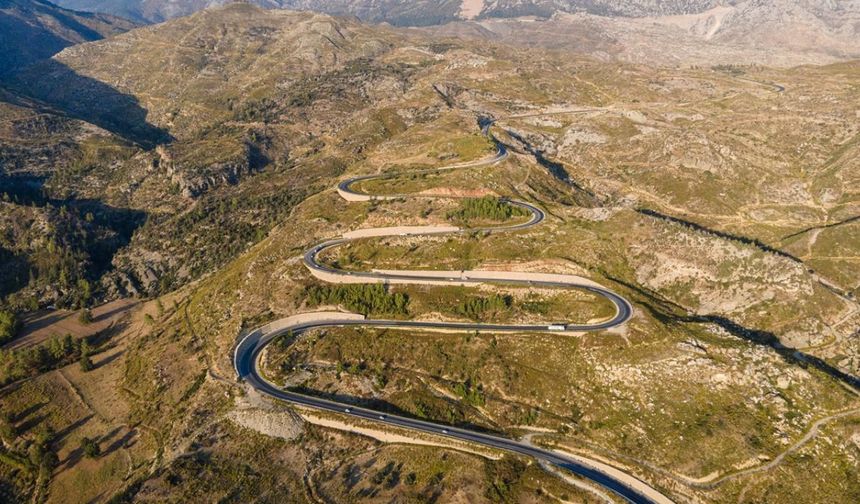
[712,64,748,76]
[485,457,528,503]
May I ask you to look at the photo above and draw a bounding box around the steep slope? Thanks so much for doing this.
[52,0,225,23]
[0,85,146,307]
[703,0,860,51]
[1,3,430,306]
[18,2,395,141]
[0,0,135,76]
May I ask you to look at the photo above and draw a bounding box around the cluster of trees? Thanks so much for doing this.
[456,294,512,321]
[0,334,94,385]
[711,64,746,76]
[0,309,20,345]
[0,246,28,299]
[305,284,409,316]
[447,197,528,222]
[335,359,363,378]
[235,97,279,122]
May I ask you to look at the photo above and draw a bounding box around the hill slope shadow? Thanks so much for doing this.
[9,59,172,149]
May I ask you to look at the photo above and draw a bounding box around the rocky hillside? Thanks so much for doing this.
[0,3,436,307]
[19,3,396,141]
[51,0,466,24]
[0,86,144,307]
[0,0,135,76]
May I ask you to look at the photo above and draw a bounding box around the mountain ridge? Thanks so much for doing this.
[44,0,860,66]
[0,0,136,76]
[50,0,734,25]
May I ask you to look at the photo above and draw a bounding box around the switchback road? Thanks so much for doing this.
[235,122,670,504]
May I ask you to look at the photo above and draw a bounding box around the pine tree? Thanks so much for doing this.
[80,437,100,458]
[48,336,65,361]
[0,411,16,444]
[79,340,94,372]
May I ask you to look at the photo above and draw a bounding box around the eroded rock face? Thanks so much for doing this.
[165,153,256,200]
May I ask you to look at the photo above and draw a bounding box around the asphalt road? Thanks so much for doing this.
[234,124,661,504]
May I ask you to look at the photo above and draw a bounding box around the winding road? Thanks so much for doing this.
[234,122,668,503]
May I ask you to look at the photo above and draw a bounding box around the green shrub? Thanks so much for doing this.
[453,378,485,406]
[456,294,512,321]
[0,412,16,443]
[0,310,20,344]
[79,340,94,372]
[447,197,528,222]
[304,284,409,316]
[485,457,527,503]
[81,437,100,458]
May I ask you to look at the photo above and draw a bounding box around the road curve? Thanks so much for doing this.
[234,123,664,504]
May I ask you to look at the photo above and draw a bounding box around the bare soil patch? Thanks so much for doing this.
[6,298,139,350]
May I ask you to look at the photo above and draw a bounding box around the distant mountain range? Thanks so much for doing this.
[48,0,731,25]
[0,0,136,75]
[424,0,860,66]
[39,0,860,67]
